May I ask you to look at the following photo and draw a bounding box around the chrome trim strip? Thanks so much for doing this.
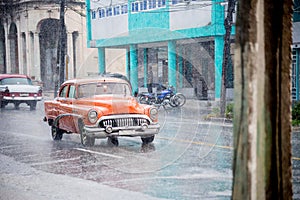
[3,96,43,101]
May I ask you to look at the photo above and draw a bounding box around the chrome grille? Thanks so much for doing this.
[100,117,149,128]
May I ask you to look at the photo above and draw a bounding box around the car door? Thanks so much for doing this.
[56,84,77,133]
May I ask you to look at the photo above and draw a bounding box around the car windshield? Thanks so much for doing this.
[0,77,32,85]
[78,82,131,98]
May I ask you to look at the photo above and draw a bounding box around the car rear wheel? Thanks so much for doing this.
[14,103,20,110]
[29,101,37,110]
[141,135,155,144]
[51,126,63,140]
[0,101,5,108]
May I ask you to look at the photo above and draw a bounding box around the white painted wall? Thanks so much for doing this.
[92,15,129,39]
[170,3,212,31]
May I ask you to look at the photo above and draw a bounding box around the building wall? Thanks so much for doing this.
[0,0,99,89]
[87,0,227,99]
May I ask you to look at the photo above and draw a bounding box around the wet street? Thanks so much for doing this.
[0,97,300,199]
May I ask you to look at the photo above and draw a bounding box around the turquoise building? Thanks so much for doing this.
[292,0,300,101]
[85,0,234,100]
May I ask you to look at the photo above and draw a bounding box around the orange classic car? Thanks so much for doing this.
[43,76,160,146]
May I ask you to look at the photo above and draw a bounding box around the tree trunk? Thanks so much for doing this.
[232,0,293,199]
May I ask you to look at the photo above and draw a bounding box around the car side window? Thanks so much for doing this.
[59,85,68,98]
[68,85,75,98]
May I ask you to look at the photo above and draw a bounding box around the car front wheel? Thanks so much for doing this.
[51,125,63,140]
[78,119,95,147]
[107,137,119,146]
[141,135,155,144]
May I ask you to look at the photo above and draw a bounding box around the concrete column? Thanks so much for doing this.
[126,48,130,79]
[214,36,223,100]
[97,48,105,74]
[178,46,183,88]
[4,22,11,73]
[25,32,31,76]
[129,44,138,95]
[33,32,41,80]
[16,20,23,74]
[168,40,176,89]
[66,32,73,79]
[28,32,34,77]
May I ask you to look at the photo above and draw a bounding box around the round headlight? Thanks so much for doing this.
[88,110,98,123]
[149,107,158,121]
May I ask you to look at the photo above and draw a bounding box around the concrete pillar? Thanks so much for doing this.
[16,20,23,74]
[126,48,130,79]
[232,0,293,199]
[168,40,176,89]
[33,32,41,80]
[129,44,138,95]
[4,22,11,73]
[97,48,105,74]
[28,32,34,78]
[178,46,183,88]
[67,32,74,79]
[214,36,223,100]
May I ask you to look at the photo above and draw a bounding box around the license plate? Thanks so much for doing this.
[20,93,29,97]
[119,130,135,135]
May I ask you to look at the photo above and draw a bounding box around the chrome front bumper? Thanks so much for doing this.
[83,123,160,138]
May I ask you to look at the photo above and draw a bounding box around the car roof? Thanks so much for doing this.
[63,76,131,86]
[0,74,30,80]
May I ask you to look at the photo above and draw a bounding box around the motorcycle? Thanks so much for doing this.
[137,86,186,108]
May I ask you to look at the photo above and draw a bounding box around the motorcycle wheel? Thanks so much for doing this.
[170,93,186,107]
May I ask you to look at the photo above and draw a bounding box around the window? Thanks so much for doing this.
[140,0,147,10]
[172,0,179,5]
[59,85,69,98]
[106,7,112,17]
[158,0,166,7]
[91,11,96,19]
[121,4,128,14]
[68,85,76,98]
[114,6,120,15]
[78,83,131,98]
[99,9,105,18]
[1,77,32,85]
[131,2,139,12]
[149,0,156,9]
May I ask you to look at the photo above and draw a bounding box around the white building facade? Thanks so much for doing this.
[0,0,99,89]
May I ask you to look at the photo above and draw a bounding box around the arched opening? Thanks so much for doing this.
[9,23,18,73]
[39,19,62,90]
[0,24,6,74]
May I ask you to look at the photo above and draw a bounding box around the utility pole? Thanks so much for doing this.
[59,0,66,87]
[220,0,236,116]
[54,0,66,97]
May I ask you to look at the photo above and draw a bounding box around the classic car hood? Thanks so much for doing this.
[79,95,145,115]
[3,84,40,93]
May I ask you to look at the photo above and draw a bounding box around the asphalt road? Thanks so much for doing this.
[0,96,299,199]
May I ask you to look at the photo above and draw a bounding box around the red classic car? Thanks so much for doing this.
[0,74,43,110]
[43,76,160,146]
